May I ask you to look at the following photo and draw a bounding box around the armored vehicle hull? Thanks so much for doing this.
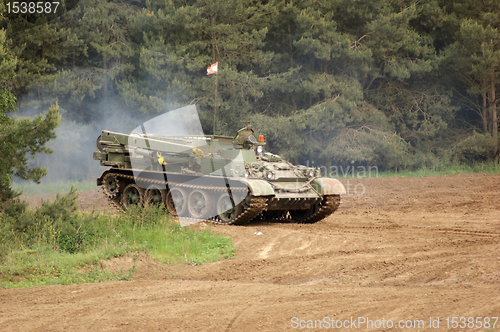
[94,124,345,225]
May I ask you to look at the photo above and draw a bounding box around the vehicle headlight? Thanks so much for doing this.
[256,145,263,154]
[267,172,273,179]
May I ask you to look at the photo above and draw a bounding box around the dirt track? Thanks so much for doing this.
[2,174,500,331]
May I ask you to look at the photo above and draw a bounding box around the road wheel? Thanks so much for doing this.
[166,187,188,216]
[217,194,242,224]
[144,184,166,208]
[122,183,144,210]
[188,189,214,219]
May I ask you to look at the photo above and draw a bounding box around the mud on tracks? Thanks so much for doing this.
[3,173,500,331]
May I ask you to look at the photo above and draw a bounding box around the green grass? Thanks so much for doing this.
[0,247,134,288]
[110,206,235,265]
[0,201,235,288]
[328,160,500,179]
[377,160,500,178]
[12,179,97,195]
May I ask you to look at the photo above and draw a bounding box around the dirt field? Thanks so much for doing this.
[2,173,500,331]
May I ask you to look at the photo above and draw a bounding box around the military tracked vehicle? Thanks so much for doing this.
[94,114,345,225]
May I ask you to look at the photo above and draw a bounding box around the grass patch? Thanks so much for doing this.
[0,247,134,288]
[327,160,500,179]
[0,191,235,288]
[111,205,235,265]
[377,161,500,178]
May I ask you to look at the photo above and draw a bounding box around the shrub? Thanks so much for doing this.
[0,187,97,255]
[451,133,499,163]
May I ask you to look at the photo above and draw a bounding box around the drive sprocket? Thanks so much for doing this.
[102,173,121,199]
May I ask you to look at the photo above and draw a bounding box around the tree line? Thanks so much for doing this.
[1,0,499,177]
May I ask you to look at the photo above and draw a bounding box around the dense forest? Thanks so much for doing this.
[1,0,499,179]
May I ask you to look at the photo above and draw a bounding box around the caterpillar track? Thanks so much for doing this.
[100,170,340,225]
[100,171,266,225]
[260,195,341,224]
[296,195,341,224]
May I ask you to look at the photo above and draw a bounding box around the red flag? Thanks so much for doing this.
[207,62,218,75]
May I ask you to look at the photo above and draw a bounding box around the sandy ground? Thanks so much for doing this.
[2,173,500,331]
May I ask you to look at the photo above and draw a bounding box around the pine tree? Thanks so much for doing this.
[247,0,421,167]
[120,0,279,133]
[0,29,60,205]
[441,0,500,158]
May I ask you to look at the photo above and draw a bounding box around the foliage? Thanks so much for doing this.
[439,0,500,138]
[1,0,499,172]
[0,102,60,202]
[450,132,500,163]
[0,27,61,206]
[0,193,235,288]
[1,188,93,254]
